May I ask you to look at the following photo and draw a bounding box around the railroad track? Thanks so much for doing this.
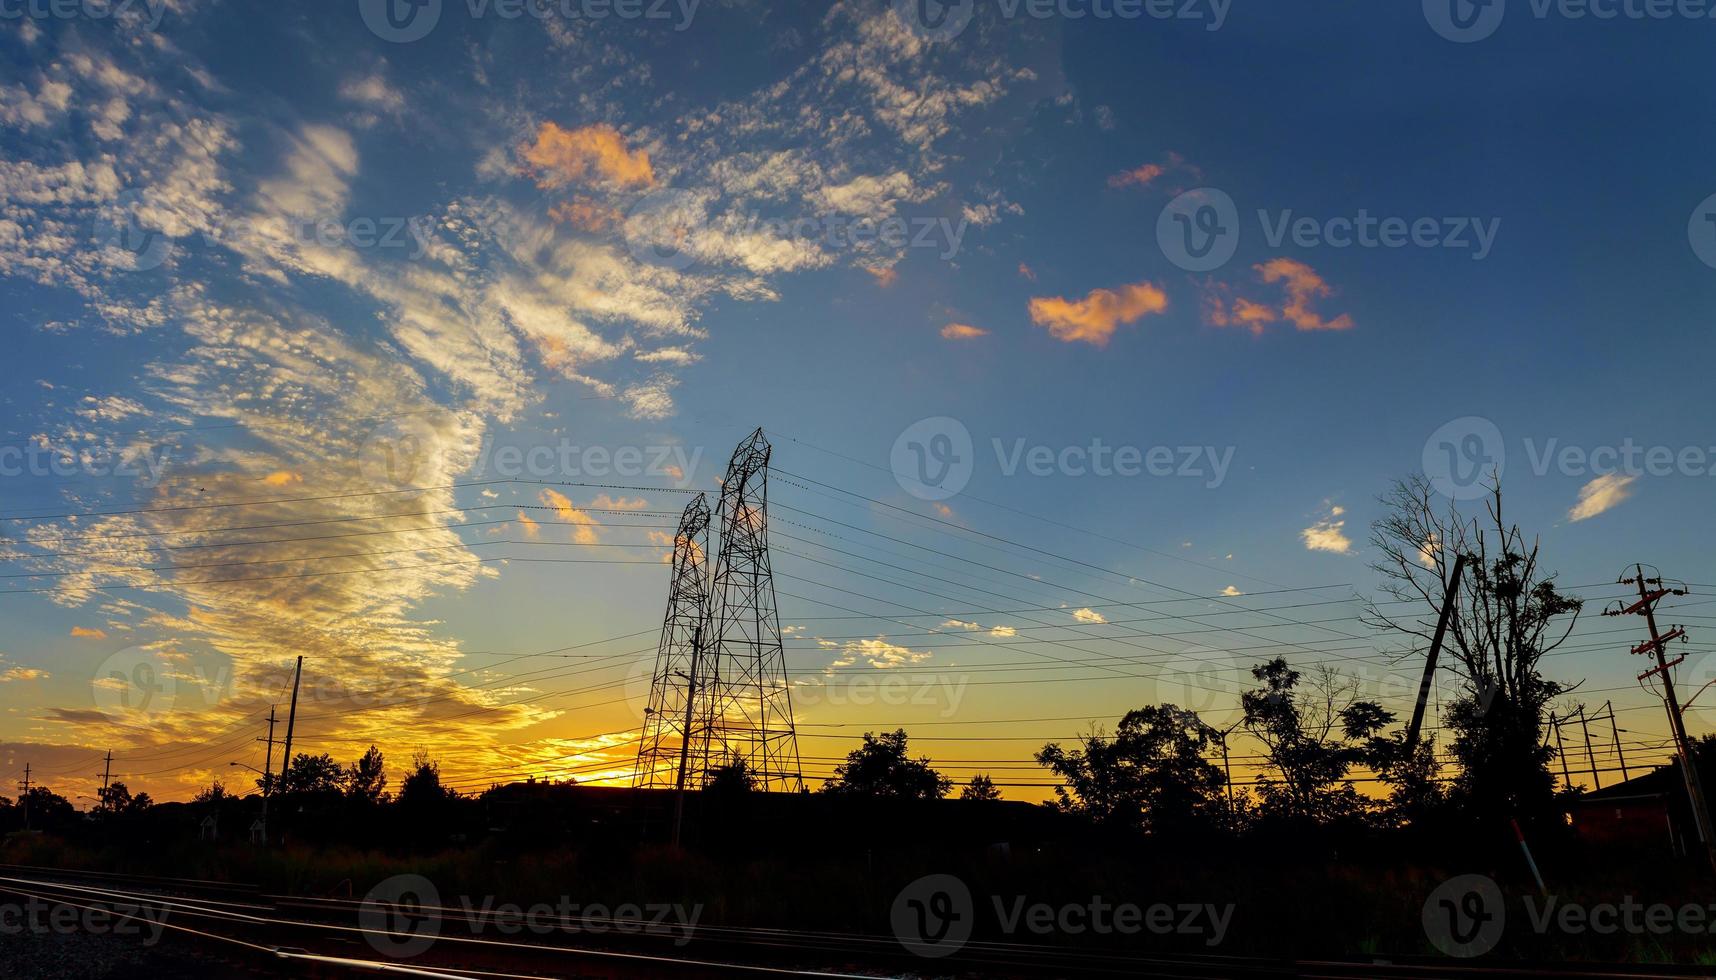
[0,866,1710,979]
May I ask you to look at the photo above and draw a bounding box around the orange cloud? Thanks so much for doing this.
[1107,152,1197,191]
[1108,163,1165,189]
[70,626,108,639]
[1203,287,1279,336]
[1258,258,1355,332]
[520,122,656,190]
[539,488,601,544]
[517,510,541,539]
[865,265,899,288]
[1204,259,1355,334]
[1017,262,1037,281]
[262,471,302,486]
[0,667,48,682]
[1028,281,1168,346]
[549,197,619,231]
[940,323,989,340]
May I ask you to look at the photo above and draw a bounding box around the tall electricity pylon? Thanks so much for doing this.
[635,493,715,790]
[703,429,803,791]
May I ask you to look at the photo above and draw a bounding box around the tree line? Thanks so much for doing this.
[798,478,1614,844]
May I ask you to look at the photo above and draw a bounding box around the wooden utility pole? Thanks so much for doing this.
[1405,553,1466,753]
[1550,712,1572,787]
[98,750,113,806]
[258,705,278,843]
[17,764,30,831]
[278,657,303,794]
[1608,566,1716,874]
[1218,728,1236,822]
[260,706,278,796]
[1576,705,1601,790]
[1603,701,1629,782]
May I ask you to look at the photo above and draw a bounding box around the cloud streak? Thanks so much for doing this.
[1028,281,1168,346]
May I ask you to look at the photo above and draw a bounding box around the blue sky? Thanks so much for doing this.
[2,0,1713,800]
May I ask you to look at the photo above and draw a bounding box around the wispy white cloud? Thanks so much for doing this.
[1569,473,1637,522]
[1301,503,1353,554]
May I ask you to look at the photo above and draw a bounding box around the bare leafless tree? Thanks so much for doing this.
[1364,476,1582,700]
[1364,476,1582,824]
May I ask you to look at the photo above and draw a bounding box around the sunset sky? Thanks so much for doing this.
[3,1,1715,804]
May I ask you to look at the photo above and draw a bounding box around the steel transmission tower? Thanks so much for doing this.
[635,493,715,789]
[704,429,803,791]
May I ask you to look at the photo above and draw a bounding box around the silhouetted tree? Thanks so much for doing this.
[95,781,150,815]
[194,779,229,805]
[821,729,950,799]
[1242,659,1391,825]
[703,757,756,794]
[1370,734,1448,828]
[1365,477,1579,830]
[1037,705,1228,833]
[345,745,389,803]
[399,750,454,805]
[961,774,1002,801]
[281,753,344,794]
[20,786,75,829]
